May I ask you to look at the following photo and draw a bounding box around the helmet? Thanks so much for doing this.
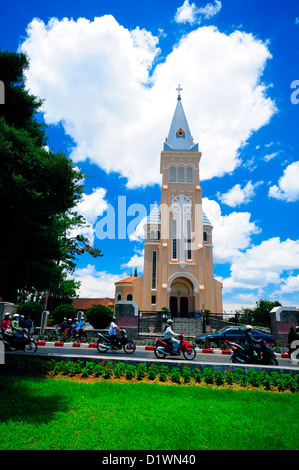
[246,325,253,330]
[4,312,10,317]
[167,319,173,324]
[13,314,19,318]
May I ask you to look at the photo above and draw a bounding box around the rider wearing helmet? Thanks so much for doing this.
[1,312,11,335]
[11,314,23,342]
[163,319,180,354]
[245,325,262,358]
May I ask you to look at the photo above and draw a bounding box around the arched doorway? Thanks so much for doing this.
[168,276,194,317]
[169,296,178,316]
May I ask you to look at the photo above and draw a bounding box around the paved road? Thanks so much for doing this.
[18,344,299,372]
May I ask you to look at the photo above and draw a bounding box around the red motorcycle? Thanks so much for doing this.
[154,334,196,360]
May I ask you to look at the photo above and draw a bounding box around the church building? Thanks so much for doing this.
[115,88,223,316]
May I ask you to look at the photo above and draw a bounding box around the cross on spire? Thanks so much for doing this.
[176,84,183,100]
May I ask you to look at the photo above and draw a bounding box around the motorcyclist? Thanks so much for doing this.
[109,317,121,348]
[245,325,262,359]
[11,314,24,343]
[163,319,180,354]
[1,312,11,336]
[59,317,68,331]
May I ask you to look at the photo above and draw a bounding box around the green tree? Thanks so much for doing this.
[85,305,113,329]
[0,50,101,302]
[51,304,77,325]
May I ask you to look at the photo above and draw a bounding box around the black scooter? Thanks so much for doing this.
[229,340,278,365]
[0,329,37,353]
[97,328,136,354]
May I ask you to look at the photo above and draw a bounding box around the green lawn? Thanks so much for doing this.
[0,376,298,450]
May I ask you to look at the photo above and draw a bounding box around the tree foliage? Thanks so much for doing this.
[0,51,102,302]
[234,299,281,327]
[85,305,113,329]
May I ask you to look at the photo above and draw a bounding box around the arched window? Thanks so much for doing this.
[186,166,193,183]
[178,166,185,182]
[203,231,208,242]
[169,166,176,182]
[117,294,122,301]
[150,230,155,240]
[127,294,133,301]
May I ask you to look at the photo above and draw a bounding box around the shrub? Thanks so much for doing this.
[63,360,83,376]
[51,304,77,325]
[125,365,136,380]
[159,365,169,382]
[114,362,126,378]
[17,301,44,326]
[103,362,113,379]
[193,368,202,383]
[224,369,234,385]
[85,304,113,329]
[170,367,181,384]
[214,370,224,386]
[202,368,214,385]
[182,365,192,383]
[93,362,105,377]
[247,369,260,387]
[136,363,147,380]
[148,363,158,380]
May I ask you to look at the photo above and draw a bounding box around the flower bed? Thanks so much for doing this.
[2,356,299,393]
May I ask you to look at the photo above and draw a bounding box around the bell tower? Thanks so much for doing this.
[116,87,223,315]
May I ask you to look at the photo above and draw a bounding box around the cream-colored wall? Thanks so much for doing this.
[115,148,223,314]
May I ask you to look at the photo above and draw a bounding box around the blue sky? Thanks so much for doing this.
[1,0,298,312]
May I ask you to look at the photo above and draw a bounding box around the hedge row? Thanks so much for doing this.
[1,356,299,393]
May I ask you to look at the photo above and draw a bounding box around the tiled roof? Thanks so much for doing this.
[115,276,138,285]
[72,298,114,309]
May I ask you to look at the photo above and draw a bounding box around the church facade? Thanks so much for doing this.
[115,89,223,316]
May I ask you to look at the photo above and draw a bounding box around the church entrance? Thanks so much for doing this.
[169,277,194,317]
[180,297,188,317]
[170,297,178,316]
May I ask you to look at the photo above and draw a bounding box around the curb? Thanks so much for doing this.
[36,341,290,358]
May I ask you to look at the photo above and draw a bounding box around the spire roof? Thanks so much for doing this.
[164,86,198,152]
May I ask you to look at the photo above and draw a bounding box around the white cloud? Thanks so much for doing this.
[121,252,144,272]
[203,198,260,263]
[129,216,147,242]
[263,152,278,162]
[223,237,299,292]
[278,274,299,294]
[217,180,263,207]
[19,16,276,188]
[75,187,108,225]
[174,1,222,25]
[268,161,299,202]
[68,187,108,245]
[72,264,123,297]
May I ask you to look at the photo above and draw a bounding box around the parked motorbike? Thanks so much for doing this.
[0,329,37,353]
[154,334,196,360]
[97,328,136,354]
[229,340,278,365]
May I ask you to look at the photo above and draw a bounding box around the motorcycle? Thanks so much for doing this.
[154,334,196,360]
[97,328,136,354]
[229,340,278,366]
[0,328,37,353]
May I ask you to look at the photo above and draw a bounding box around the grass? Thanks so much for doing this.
[0,376,298,450]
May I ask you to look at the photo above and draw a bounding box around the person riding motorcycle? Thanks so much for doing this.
[163,319,180,354]
[11,314,24,343]
[245,325,262,359]
[1,312,11,337]
[109,317,121,348]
